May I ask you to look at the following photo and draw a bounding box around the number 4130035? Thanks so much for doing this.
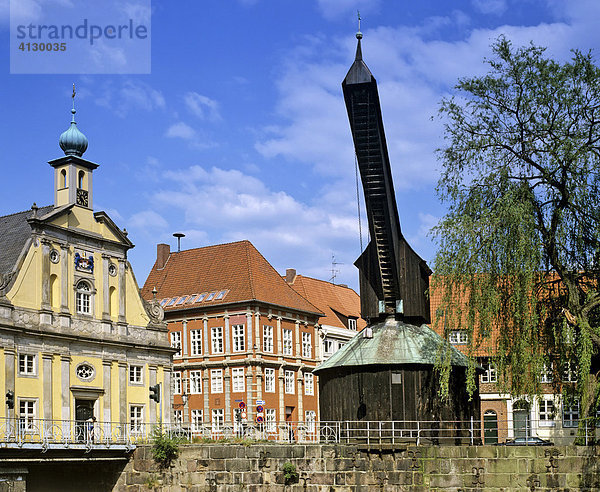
[18,42,66,52]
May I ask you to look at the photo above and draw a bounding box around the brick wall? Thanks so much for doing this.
[114,443,600,491]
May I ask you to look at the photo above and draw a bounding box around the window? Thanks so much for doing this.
[194,293,206,303]
[233,408,243,433]
[130,405,144,433]
[166,297,177,307]
[18,354,36,376]
[539,399,555,426]
[304,372,314,396]
[172,371,181,394]
[61,169,67,188]
[264,368,275,393]
[541,363,553,383]
[263,325,273,352]
[449,329,468,344]
[348,318,357,330]
[170,331,182,357]
[129,365,143,384]
[480,360,497,383]
[266,408,276,432]
[78,170,84,188]
[212,408,224,432]
[189,370,202,394]
[305,410,316,433]
[205,292,216,301]
[19,400,36,431]
[211,369,223,393]
[232,324,245,352]
[191,409,203,432]
[232,367,245,392]
[160,298,169,306]
[173,410,183,425]
[563,400,580,428]
[563,361,578,382]
[211,327,223,354]
[215,290,228,300]
[283,329,293,356]
[75,280,91,315]
[324,338,335,355]
[76,363,94,381]
[175,296,188,305]
[190,329,202,356]
[302,332,312,358]
[285,370,295,394]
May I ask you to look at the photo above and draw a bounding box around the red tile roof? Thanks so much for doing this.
[286,274,366,331]
[141,240,322,315]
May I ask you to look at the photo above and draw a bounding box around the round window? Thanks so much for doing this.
[76,363,95,381]
[108,263,117,277]
[50,249,60,264]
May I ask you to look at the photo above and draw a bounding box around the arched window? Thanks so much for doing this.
[78,170,85,189]
[75,280,92,315]
[61,169,67,188]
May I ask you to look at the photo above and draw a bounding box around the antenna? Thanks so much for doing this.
[173,232,185,252]
[330,253,343,284]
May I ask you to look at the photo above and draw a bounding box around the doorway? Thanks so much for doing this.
[483,410,498,444]
[75,399,94,441]
[513,400,530,438]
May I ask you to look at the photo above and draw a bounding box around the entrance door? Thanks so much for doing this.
[75,399,94,441]
[513,400,530,438]
[483,410,498,444]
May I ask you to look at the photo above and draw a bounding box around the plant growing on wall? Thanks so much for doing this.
[151,427,179,468]
[281,462,298,485]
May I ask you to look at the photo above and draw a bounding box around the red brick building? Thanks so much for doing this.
[141,240,323,436]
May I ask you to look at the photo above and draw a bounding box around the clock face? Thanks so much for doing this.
[77,189,89,207]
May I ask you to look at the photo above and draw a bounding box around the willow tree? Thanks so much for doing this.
[432,36,600,422]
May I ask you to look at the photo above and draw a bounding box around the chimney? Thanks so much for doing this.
[157,243,170,269]
[285,268,296,284]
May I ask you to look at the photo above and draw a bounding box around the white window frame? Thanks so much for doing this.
[212,408,224,432]
[264,368,275,393]
[263,325,273,353]
[305,410,316,433]
[348,318,357,330]
[302,332,312,358]
[232,324,245,352]
[18,354,37,376]
[539,399,556,426]
[191,409,203,432]
[304,372,314,396]
[324,338,335,355]
[18,399,36,431]
[173,371,182,395]
[563,400,580,428]
[563,361,578,383]
[211,326,223,354]
[449,329,468,344]
[283,329,293,356]
[75,280,92,315]
[173,409,183,425]
[285,370,295,394]
[129,364,143,385]
[541,363,553,383]
[480,360,497,383]
[265,408,276,432]
[190,329,202,356]
[232,367,245,393]
[211,369,223,394]
[170,331,182,357]
[189,370,202,394]
[130,405,144,434]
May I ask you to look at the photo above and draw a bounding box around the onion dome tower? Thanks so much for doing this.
[49,85,98,209]
[314,29,479,436]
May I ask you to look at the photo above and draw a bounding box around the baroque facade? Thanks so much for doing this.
[141,240,322,435]
[0,99,172,433]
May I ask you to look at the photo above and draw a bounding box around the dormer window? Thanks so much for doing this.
[75,280,92,315]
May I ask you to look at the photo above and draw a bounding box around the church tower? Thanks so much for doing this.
[48,86,97,209]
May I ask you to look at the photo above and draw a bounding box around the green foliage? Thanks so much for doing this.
[433,36,600,416]
[281,462,299,484]
[151,428,180,468]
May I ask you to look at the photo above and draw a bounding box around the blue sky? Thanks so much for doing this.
[1,0,599,291]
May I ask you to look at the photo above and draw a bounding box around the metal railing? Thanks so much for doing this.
[1,417,598,448]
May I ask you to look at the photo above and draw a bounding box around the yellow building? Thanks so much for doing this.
[0,97,173,436]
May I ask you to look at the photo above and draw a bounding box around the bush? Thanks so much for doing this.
[151,428,179,468]
[282,462,298,484]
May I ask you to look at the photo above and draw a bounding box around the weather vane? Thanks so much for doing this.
[357,10,361,32]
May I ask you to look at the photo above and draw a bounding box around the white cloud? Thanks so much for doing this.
[165,122,196,140]
[128,210,169,230]
[184,92,221,121]
[95,80,165,117]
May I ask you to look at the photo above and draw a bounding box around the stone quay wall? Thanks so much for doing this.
[114,443,600,491]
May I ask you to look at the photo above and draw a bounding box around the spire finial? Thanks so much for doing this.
[356,10,363,40]
[71,83,76,122]
[59,84,88,156]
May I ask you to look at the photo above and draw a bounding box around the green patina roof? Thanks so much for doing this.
[314,317,470,373]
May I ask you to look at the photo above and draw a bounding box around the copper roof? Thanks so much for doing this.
[286,275,366,331]
[141,240,322,316]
